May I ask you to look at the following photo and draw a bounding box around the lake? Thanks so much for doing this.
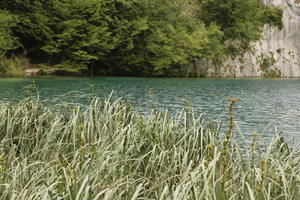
[1,77,300,147]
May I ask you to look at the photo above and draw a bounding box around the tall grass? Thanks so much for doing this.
[0,57,27,77]
[0,96,299,199]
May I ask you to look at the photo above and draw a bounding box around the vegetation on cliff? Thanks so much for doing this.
[0,0,282,76]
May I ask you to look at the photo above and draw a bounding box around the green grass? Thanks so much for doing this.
[0,96,299,199]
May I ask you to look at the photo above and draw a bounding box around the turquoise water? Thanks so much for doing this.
[1,77,300,146]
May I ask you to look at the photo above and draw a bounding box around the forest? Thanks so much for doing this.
[0,0,282,77]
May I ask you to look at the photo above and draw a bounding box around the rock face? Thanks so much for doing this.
[191,0,300,78]
[225,0,300,77]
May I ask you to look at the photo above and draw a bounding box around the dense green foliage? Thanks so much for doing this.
[0,10,18,57]
[0,96,299,199]
[0,0,282,76]
[199,0,283,55]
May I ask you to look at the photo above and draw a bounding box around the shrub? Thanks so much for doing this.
[0,57,27,77]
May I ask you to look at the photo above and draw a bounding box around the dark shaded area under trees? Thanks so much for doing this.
[0,0,282,77]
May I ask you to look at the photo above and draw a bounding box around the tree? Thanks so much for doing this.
[0,10,18,57]
[0,0,283,76]
[102,0,224,76]
[1,0,118,73]
[40,0,117,72]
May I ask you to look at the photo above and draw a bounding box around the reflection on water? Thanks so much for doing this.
[0,77,300,147]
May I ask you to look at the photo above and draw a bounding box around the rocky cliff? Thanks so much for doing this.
[227,0,300,78]
[192,0,300,78]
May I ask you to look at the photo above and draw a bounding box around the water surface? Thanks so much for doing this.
[0,77,299,146]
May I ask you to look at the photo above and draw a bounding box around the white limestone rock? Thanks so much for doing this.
[223,0,300,77]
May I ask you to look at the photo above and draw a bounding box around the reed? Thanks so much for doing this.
[0,96,299,200]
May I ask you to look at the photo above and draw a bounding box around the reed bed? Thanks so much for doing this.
[0,96,299,200]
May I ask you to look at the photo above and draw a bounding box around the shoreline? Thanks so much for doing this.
[6,74,300,80]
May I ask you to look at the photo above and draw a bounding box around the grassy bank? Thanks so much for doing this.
[0,57,27,77]
[0,97,299,199]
